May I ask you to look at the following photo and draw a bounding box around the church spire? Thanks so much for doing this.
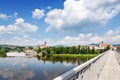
[44,41,46,45]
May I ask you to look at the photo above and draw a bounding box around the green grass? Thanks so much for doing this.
[52,54,98,60]
[52,54,97,57]
[36,53,98,64]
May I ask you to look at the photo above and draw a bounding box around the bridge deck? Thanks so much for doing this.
[98,51,120,80]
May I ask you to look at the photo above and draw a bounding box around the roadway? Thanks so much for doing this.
[98,50,120,80]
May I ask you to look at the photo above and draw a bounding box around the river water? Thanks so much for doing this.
[0,57,86,80]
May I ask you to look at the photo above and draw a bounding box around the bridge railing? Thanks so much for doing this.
[53,50,110,80]
[114,50,120,65]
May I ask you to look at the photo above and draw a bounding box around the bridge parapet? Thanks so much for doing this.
[53,50,110,80]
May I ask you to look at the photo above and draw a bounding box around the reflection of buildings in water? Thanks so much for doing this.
[0,68,35,80]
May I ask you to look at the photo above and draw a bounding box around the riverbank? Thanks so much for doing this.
[52,54,98,59]
[36,53,98,65]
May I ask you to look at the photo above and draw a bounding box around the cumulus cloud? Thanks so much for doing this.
[10,36,38,46]
[0,35,54,46]
[32,9,45,19]
[47,6,52,10]
[13,12,18,18]
[0,18,38,34]
[0,13,8,20]
[45,0,120,32]
[54,27,120,46]
[1,27,120,46]
[55,33,96,46]
[104,30,114,37]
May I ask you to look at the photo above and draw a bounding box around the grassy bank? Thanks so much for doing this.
[36,53,98,64]
[52,54,98,59]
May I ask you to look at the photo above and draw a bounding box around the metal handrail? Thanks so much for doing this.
[53,50,109,80]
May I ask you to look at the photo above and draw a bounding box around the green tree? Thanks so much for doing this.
[28,46,33,50]
[37,47,41,54]
[0,47,8,57]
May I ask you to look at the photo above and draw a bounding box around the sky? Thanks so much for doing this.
[0,0,120,46]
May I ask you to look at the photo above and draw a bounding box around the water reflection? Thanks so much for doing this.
[0,57,87,80]
[36,56,88,65]
[0,58,35,80]
[0,68,35,80]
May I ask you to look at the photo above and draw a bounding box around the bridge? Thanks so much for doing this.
[53,50,120,80]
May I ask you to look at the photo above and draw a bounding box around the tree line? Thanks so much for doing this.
[37,45,110,55]
[0,46,25,57]
[0,47,9,57]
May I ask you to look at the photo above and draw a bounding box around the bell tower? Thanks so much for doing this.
[44,41,46,45]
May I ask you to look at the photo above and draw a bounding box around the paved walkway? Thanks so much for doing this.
[98,51,120,80]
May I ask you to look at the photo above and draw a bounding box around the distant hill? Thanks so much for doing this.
[0,44,25,50]
[54,45,68,47]
[0,44,22,47]
[89,43,99,46]
[90,43,120,47]
[113,44,120,46]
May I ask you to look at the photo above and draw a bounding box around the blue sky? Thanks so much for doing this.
[0,0,120,46]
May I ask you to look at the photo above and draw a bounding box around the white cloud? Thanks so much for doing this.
[45,0,120,32]
[2,27,120,46]
[0,35,37,46]
[1,27,120,46]
[10,12,18,19]
[0,35,54,46]
[0,18,38,34]
[47,6,52,10]
[0,13,8,20]
[104,30,114,37]
[11,36,37,46]
[54,27,120,46]
[32,9,45,19]
[13,12,18,16]
[55,33,96,46]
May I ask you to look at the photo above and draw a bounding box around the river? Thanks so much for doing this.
[0,57,86,80]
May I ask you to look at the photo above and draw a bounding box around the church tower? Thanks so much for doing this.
[44,41,46,45]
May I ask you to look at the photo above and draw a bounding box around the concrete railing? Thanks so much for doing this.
[53,50,110,80]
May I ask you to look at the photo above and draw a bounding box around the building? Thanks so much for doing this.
[7,52,26,57]
[112,46,117,50]
[99,41,110,49]
[89,45,99,50]
[24,49,37,54]
[24,49,37,57]
[88,42,110,50]
[112,44,120,50]
[40,41,48,49]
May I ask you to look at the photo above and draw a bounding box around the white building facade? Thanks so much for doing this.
[6,52,26,57]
